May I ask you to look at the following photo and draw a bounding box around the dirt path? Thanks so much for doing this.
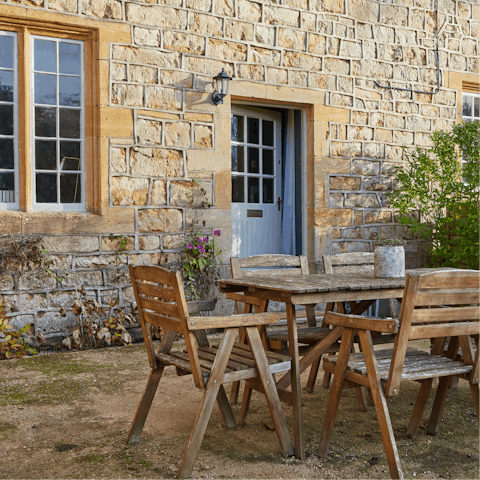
[0,342,478,479]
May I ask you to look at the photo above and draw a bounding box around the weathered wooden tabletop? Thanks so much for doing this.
[218,268,443,294]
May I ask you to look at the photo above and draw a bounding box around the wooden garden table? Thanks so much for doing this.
[217,269,437,460]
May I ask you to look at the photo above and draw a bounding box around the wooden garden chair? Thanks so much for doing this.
[318,269,479,479]
[127,265,294,479]
[226,254,330,402]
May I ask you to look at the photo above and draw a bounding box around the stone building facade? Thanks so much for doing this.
[0,0,478,338]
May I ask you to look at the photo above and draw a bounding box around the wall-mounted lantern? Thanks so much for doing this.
[211,69,232,105]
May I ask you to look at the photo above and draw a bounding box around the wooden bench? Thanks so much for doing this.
[318,269,479,479]
[126,265,294,478]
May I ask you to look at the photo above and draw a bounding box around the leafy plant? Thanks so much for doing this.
[108,234,132,265]
[61,286,134,350]
[0,303,42,360]
[388,121,479,269]
[181,230,224,300]
[374,237,406,248]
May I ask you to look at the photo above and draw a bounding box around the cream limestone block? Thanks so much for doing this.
[184,57,234,77]
[314,208,352,228]
[225,20,254,42]
[264,6,300,27]
[112,84,144,107]
[310,0,344,14]
[126,4,188,29]
[129,65,158,84]
[267,67,288,85]
[277,28,306,50]
[137,110,180,120]
[111,63,127,82]
[250,47,282,66]
[215,0,234,16]
[130,147,184,177]
[136,119,162,145]
[169,180,213,207]
[164,122,192,148]
[186,149,229,173]
[133,27,161,47]
[138,209,183,233]
[194,125,213,148]
[150,180,167,205]
[163,31,205,55]
[161,70,194,88]
[48,0,78,13]
[283,51,321,71]
[185,91,217,112]
[163,234,186,250]
[110,147,127,174]
[145,86,183,111]
[184,113,213,122]
[208,39,248,61]
[347,0,378,23]
[214,171,231,209]
[255,25,275,46]
[186,208,231,229]
[237,64,265,81]
[190,13,223,36]
[112,46,180,68]
[238,0,262,22]
[81,0,122,19]
[111,176,149,206]
[101,236,135,251]
[99,107,134,139]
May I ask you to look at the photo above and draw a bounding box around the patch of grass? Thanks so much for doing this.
[82,453,105,463]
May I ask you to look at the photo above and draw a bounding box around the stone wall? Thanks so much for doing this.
[0,0,478,337]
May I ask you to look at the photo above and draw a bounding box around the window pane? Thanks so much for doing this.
[35,73,57,105]
[231,145,244,172]
[59,42,81,75]
[34,39,56,73]
[247,147,259,173]
[0,70,13,103]
[462,96,471,117]
[60,173,81,203]
[35,140,57,170]
[0,35,13,69]
[247,117,259,144]
[247,177,259,203]
[474,97,479,118]
[35,107,56,137]
[0,138,14,169]
[59,76,80,106]
[263,149,274,175]
[0,104,13,135]
[263,120,274,146]
[263,178,274,204]
[36,173,57,203]
[232,176,244,203]
[231,115,244,142]
[60,141,81,170]
[0,172,14,202]
[60,108,80,139]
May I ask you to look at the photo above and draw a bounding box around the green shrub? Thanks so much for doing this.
[388,121,479,270]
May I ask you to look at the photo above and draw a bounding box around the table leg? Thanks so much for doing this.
[286,303,305,460]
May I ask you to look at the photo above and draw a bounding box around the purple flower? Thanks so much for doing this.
[214,230,221,237]
[198,244,205,253]
[203,237,208,243]
[186,244,193,250]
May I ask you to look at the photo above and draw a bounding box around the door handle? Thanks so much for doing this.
[277,197,282,211]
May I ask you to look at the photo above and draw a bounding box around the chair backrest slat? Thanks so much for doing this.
[385,270,479,396]
[238,268,304,278]
[140,296,181,319]
[411,306,479,324]
[143,311,185,333]
[323,253,375,276]
[136,282,177,302]
[238,254,303,269]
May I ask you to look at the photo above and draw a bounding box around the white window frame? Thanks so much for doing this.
[462,92,479,122]
[31,34,85,212]
[0,30,19,211]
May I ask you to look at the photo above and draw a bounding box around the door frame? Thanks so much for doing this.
[230,101,307,256]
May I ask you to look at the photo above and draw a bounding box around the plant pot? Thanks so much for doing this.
[374,246,405,278]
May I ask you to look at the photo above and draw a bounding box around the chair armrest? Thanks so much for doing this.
[187,312,281,330]
[323,311,399,334]
[225,292,264,307]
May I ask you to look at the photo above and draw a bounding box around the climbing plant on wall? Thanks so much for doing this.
[389,121,479,269]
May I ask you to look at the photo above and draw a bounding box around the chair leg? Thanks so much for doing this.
[305,356,321,393]
[230,328,247,405]
[318,328,355,458]
[178,328,238,479]
[470,382,479,418]
[238,380,253,427]
[246,326,294,457]
[127,367,164,444]
[355,386,368,412]
[358,330,403,479]
[177,381,222,478]
[427,376,454,436]
[216,385,237,429]
[407,379,433,438]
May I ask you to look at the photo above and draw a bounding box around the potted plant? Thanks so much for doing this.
[373,237,406,278]
[181,229,224,301]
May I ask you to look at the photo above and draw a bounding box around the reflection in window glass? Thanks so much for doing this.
[59,42,81,75]
[35,140,57,170]
[231,145,244,172]
[232,176,244,203]
[247,117,259,144]
[33,37,83,207]
[263,120,274,146]
[262,149,274,175]
[248,147,259,173]
[248,177,259,203]
[0,70,13,103]
[34,40,56,73]
[231,114,244,142]
[462,93,479,122]
[263,178,274,203]
[0,31,16,205]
